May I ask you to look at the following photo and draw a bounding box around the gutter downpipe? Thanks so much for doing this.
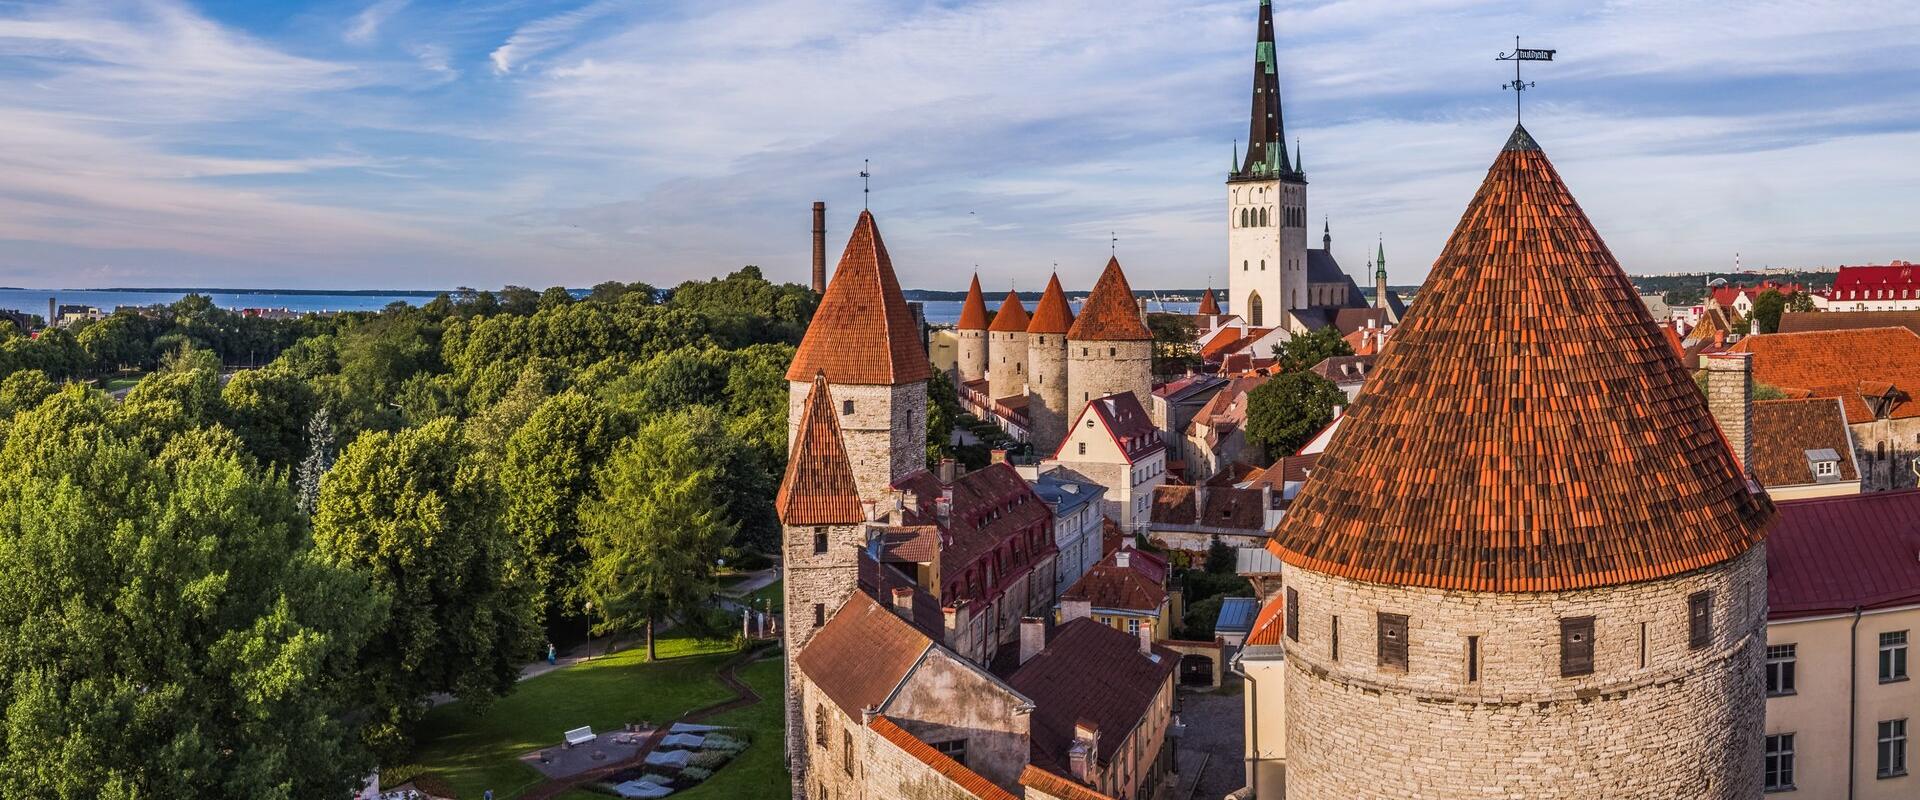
[1231,653,1257,799]
[1849,604,1862,800]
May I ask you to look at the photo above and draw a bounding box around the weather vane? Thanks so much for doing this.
[1496,36,1556,124]
[860,159,871,210]
[1111,232,1118,256]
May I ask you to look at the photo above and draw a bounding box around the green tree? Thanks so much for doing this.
[1147,313,1199,376]
[1244,372,1346,457]
[1272,325,1354,373]
[296,408,336,515]
[0,400,380,799]
[925,367,962,466]
[500,391,627,631]
[539,286,575,310]
[1204,535,1236,575]
[580,409,737,660]
[0,370,57,420]
[311,418,540,756]
[1787,292,1817,313]
[222,366,318,467]
[667,267,817,346]
[497,285,541,316]
[1749,289,1787,334]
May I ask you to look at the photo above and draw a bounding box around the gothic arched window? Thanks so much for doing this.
[1248,292,1264,327]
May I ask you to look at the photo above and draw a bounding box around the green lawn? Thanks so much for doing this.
[386,635,740,800]
[745,578,783,614]
[672,654,789,799]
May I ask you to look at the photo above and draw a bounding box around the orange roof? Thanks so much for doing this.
[1027,273,1076,334]
[1267,126,1772,593]
[869,715,1019,800]
[957,274,989,330]
[1245,593,1285,646]
[988,290,1031,332]
[1019,765,1117,800]
[1197,287,1221,315]
[776,374,865,525]
[1730,327,1920,424]
[787,210,932,384]
[1067,257,1151,342]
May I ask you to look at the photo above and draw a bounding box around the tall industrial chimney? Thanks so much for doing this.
[811,201,827,294]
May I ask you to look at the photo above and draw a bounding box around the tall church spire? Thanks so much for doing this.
[1237,0,1290,177]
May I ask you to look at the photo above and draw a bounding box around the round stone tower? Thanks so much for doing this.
[1025,273,1076,454]
[1265,125,1774,800]
[986,290,1030,400]
[955,274,989,384]
[1066,257,1154,414]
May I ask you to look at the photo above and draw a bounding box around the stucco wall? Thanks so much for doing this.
[957,329,988,383]
[1766,605,1920,799]
[1852,417,1920,491]
[1280,545,1768,800]
[885,647,1034,793]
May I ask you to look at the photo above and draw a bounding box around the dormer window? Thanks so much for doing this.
[1815,460,1837,477]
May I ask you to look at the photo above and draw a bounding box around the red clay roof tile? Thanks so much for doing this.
[1729,327,1920,424]
[868,715,1020,800]
[989,290,1031,332]
[1010,618,1178,774]
[1197,287,1221,316]
[1750,398,1859,487]
[1019,764,1119,800]
[1060,549,1167,613]
[776,374,866,525]
[787,210,932,384]
[796,592,931,720]
[1027,273,1077,334]
[958,274,990,330]
[1067,257,1151,342]
[1266,126,1773,592]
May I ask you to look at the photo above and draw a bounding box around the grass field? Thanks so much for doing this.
[672,653,789,799]
[745,578,783,614]
[386,635,740,799]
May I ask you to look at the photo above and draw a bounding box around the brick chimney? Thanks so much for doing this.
[890,587,915,620]
[1703,352,1753,471]
[1019,617,1045,665]
[937,458,958,484]
[1138,619,1155,655]
[811,201,827,294]
[1068,720,1100,781]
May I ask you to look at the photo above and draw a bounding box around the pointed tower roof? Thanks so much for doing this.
[1375,238,1387,280]
[1197,286,1221,316]
[1027,274,1076,334]
[1267,125,1773,592]
[988,290,1031,332]
[777,374,865,525]
[1234,0,1291,178]
[787,211,932,384]
[957,274,989,331]
[1068,257,1152,342]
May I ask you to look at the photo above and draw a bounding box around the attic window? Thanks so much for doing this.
[841,399,854,415]
[1815,460,1837,477]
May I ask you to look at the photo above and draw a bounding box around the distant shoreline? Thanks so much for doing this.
[29,287,449,297]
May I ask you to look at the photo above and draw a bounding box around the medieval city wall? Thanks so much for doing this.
[1026,333,1070,454]
[989,330,1028,400]
[788,380,928,502]
[1065,339,1152,413]
[957,329,988,383]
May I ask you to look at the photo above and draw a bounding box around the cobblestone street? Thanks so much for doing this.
[1172,682,1245,799]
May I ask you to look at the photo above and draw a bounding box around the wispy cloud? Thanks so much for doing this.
[488,0,623,75]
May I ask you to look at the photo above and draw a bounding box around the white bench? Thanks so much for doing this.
[564,726,596,748]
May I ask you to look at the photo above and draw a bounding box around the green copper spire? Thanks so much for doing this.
[1236,0,1291,177]
[1295,138,1303,174]
[1376,238,1387,278]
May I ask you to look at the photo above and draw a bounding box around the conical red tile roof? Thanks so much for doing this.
[957,274,989,330]
[787,211,932,384]
[776,373,866,525]
[1067,257,1151,342]
[1198,287,1221,315]
[1267,125,1772,592]
[1027,273,1076,334]
[988,290,1030,332]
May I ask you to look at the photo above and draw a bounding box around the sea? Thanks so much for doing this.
[0,289,1206,326]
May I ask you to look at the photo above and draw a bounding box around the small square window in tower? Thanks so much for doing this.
[1688,591,1713,650]
[1560,616,1595,677]
[812,527,828,555]
[1377,612,1408,671]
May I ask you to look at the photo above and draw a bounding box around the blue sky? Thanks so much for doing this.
[0,0,1916,291]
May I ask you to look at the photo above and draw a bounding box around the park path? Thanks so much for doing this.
[516,644,769,800]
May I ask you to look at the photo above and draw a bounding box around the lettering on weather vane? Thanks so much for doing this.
[1496,37,1556,124]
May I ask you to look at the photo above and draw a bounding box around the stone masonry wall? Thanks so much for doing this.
[1027,333,1070,455]
[957,329,988,383]
[1066,339,1153,414]
[788,380,928,503]
[1281,545,1768,800]
[989,330,1028,401]
[784,521,868,798]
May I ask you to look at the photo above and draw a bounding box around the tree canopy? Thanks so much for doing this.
[1244,371,1347,457]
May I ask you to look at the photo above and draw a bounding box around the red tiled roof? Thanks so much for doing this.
[869,715,1019,800]
[1711,281,1801,308]
[988,290,1031,332]
[1750,398,1859,488]
[1197,287,1221,316]
[1267,126,1773,592]
[1245,593,1285,646]
[1019,765,1118,800]
[1777,310,1920,338]
[1061,549,1168,613]
[1730,327,1920,424]
[776,374,866,525]
[1825,262,1920,300]
[893,463,1055,602]
[1767,490,1920,619]
[1201,327,1276,360]
[958,274,989,330]
[787,210,932,384]
[1063,392,1165,464]
[1067,257,1151,341]
[1149,485,1267,532]
[1009,618,1178,773]
[796,592,931,719]
[1027,273,1076,334]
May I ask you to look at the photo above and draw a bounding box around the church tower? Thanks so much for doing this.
[955,274,989,383]
[986,290,1030,400]
[1227,0,1308,331]
[1026,273,1076,453]
[785,210,930,501]
[1374,238,1394,319]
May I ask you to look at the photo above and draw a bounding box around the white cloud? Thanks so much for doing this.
[346,0,410,44]
[488,0,624,75]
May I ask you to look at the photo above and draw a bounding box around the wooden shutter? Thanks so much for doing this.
[1285,587,1300,641]
[1560,616,1595,677]
[1377,612,1409,670]
[1688,591,1713,650]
